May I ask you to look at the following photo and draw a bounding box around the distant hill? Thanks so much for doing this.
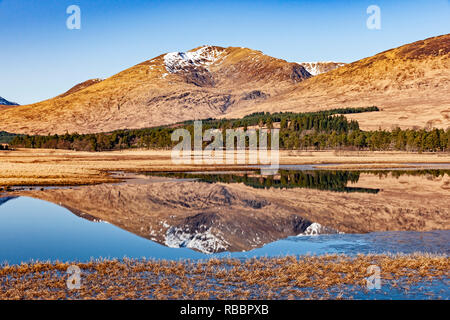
[0,96,19,106]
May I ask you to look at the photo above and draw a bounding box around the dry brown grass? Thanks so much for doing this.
[0,254,447,300]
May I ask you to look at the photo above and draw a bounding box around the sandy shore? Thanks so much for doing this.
[0,148,449,187]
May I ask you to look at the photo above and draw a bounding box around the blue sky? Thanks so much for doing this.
[1,0,449,104]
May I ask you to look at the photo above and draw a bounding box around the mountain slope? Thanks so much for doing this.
[0,46,311,135]
[226,34,450,130]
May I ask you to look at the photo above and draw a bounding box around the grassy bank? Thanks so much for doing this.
[0,254,448,300]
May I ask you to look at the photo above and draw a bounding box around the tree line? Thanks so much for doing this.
[8,106,450,152]
[279,126,450,151]
[147,170,380,194]
[0,131,17,144]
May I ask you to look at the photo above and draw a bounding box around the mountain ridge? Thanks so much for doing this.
[225,34,450,130]
[0,45,311,134]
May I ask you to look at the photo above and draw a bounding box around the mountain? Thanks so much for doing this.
[227,34,450,130]
[1,34,449,134]
[0,97,19,106]
[298,61,346,76]
[0,46,311,135]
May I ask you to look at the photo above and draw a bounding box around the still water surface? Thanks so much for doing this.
[0,196,448,265]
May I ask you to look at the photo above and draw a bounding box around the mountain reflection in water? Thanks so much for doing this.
[0,196,448,265]
[0,169,448,260]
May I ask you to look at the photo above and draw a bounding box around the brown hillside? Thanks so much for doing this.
[226,34,450,130]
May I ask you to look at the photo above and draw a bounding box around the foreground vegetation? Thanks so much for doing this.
[10,106,449,153]
[0,254,447,300]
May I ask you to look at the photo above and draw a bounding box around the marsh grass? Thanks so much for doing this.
[0,254,448,300]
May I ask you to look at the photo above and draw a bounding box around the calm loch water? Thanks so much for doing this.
[1,168,449,299]
[0,196,449,265]
[0,169,449,264]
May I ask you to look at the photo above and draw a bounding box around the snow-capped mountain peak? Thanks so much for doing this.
[164,45,224,73]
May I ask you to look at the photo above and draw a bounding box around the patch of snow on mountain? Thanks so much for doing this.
[300,63,320,76]
[165,225,229,254]
[298,62,346,76]
[297,222,343,236]
[164,46,224,74]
